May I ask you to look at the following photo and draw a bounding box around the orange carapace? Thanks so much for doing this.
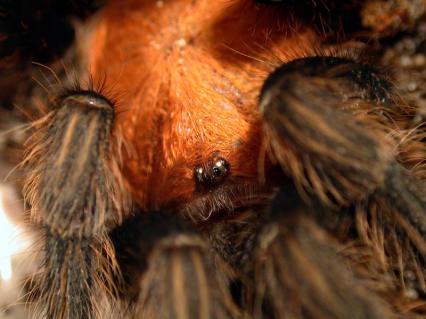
[86,0,320,211]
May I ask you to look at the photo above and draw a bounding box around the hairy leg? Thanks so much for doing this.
[260,56,426,240]
[254,187,396,319]
[111,212,241,319]
[24,91,129,318]
[257,56,426,317]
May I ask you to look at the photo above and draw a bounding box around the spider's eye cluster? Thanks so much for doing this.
[194,155,230,190]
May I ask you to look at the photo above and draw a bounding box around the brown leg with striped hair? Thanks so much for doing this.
[111,212,241,319]
[253,56,426,318]
[254,186,396,319]
[24,91,129,319]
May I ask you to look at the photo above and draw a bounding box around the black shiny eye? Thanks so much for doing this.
[194,155,230,190]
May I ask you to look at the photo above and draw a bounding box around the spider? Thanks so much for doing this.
[0,0,425,318]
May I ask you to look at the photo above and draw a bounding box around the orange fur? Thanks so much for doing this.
[87,0,320,210]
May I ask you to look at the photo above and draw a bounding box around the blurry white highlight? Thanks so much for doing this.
[0,186,28,282]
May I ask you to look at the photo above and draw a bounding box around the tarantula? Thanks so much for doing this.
[0,0,425,318]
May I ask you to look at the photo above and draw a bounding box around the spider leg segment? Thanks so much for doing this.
[24,92,129,318]
[259,56,426,239]
[112,213,241,319]
[254,187,395,319]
